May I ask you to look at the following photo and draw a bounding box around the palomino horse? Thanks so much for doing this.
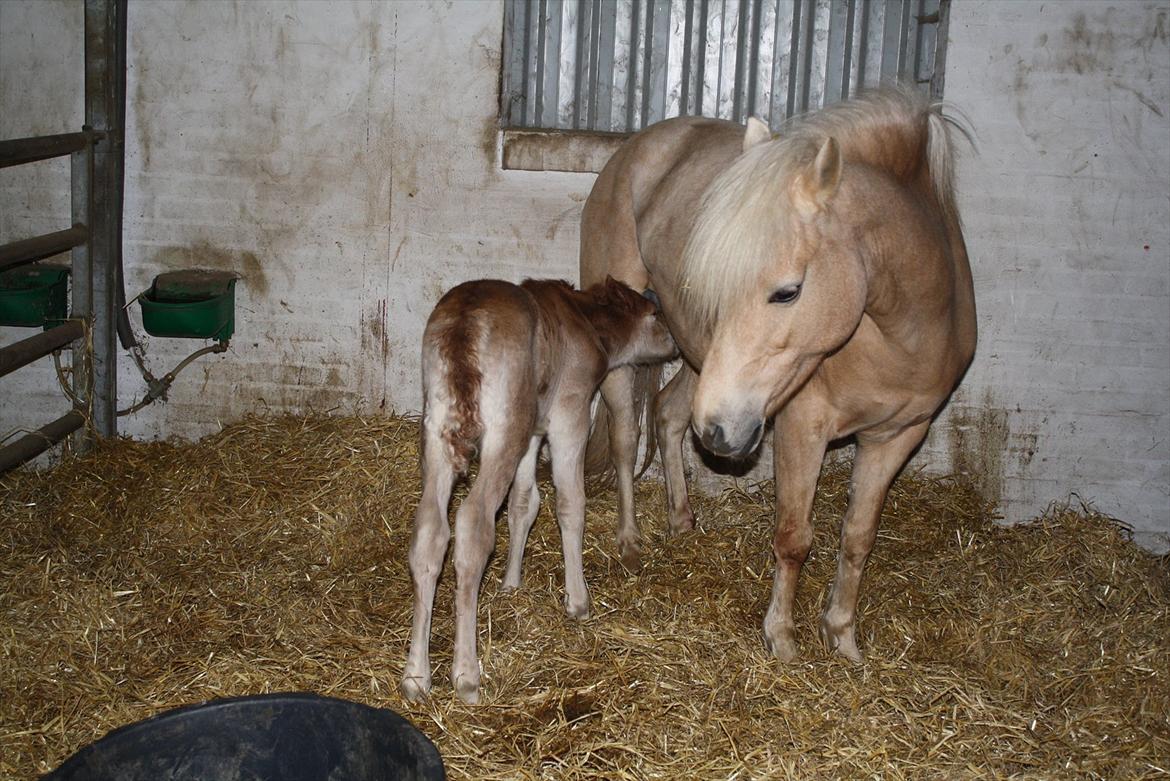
[402,277,676,703]
[581,89,976,663]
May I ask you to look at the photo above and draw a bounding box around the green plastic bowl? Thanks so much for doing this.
[139,270,237,342]
[0,265,70,329]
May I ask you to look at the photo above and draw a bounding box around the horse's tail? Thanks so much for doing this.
[583,362,663,484]
[428,314,483,475]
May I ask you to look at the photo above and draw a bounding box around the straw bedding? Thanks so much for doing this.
[1,415,1166,779]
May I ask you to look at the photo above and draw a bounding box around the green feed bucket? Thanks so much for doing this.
[0,265,70,329]
[139,270,237,342]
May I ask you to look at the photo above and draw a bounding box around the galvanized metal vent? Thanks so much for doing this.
[501,0,950,132]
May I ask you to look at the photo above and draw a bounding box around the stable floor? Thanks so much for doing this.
[2,416,1167,779]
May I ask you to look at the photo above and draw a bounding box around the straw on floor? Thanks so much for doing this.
[1,415,1167,779]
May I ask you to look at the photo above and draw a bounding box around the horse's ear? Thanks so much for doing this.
[743,117,770,153]
[794,136,842,218]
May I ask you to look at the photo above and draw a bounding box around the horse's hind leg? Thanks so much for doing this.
[450,429,525,704]
[820,421,930,663]
[654,365,697,535]
[402,428,457,701]
[501,434,543,591]
[600,367,643,571]
[764,409,829,663]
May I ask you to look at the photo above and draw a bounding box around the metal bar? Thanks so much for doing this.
[556,0,579,126]
[0,411,86,475]
[900,0,920,82]
[824,0,852,105]
[913,0,940,87]
[0,321,85,379]
[624,0,644,130]
[731,0,751,121]
[71,137,95,453]
[0,225,89,273]
[769,0,795,124]
[86,0,124,439]
[519,0,535,126]
[0,132,92,169]
[642,0,671,125]
[593,0,617,129]
[572,0,592,128]
[501,0,523,126]
[930,0,950,98]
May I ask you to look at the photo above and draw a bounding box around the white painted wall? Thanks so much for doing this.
[1,1,1167,551]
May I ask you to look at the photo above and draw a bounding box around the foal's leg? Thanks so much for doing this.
[450,430,525,704]
[548,407,593,619]
[763,409,829,663]
[501,434,543,591]
[820,421,930,663]
[653,365,697,535]
[402,428,457,701]
[600,367,643,571]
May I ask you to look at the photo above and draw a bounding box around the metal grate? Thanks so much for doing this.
[501,0,949,132]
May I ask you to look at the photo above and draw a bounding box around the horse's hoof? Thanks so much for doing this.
[400,674,431,702]
[618,541,642,573]
[668,507,696,535]
[452,673,481,705]
[565,599,591,620]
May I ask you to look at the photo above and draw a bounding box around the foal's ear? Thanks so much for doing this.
[793,136,842,219]
[641,288,661,312]
[743,117,771,153]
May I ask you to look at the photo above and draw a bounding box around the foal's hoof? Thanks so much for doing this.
[763,632,800,664]
[564,599,591,620]
[400,674,431,702]
[668,507,696,536]
[820,619,864,664]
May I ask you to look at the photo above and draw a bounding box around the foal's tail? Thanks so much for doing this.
[583,362,663,484]
[428,316,483,475]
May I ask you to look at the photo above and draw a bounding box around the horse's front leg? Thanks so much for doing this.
[402,430,455,701]
[820,421,930,662]
[599,367,643,571]
[653,364,697,534]
[548,407,592,619]
[764,410,828,663]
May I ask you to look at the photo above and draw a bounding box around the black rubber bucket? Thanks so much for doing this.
[43,693,445,781]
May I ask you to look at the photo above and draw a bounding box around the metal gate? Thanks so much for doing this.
[0,0,125,473]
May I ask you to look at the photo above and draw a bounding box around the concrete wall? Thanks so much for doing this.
[1,1,1167,551]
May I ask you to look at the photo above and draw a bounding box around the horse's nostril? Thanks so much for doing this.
[703,423,727,452]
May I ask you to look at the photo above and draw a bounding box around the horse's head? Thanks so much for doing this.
[683,125,868,458]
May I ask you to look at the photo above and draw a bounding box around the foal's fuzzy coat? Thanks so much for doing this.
[403,277,676,704]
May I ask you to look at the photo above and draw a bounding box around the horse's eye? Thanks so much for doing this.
[768,285,802,305]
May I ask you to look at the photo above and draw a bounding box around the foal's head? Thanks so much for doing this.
[583,277,678,369]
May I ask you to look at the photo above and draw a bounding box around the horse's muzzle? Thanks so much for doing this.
[697,419,764,460]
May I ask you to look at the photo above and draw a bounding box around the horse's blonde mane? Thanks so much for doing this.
[680,86,973,328]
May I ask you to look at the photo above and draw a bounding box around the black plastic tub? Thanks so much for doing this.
[43,692,445,781]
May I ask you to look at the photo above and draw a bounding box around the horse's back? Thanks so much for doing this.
[581,116,745,290]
